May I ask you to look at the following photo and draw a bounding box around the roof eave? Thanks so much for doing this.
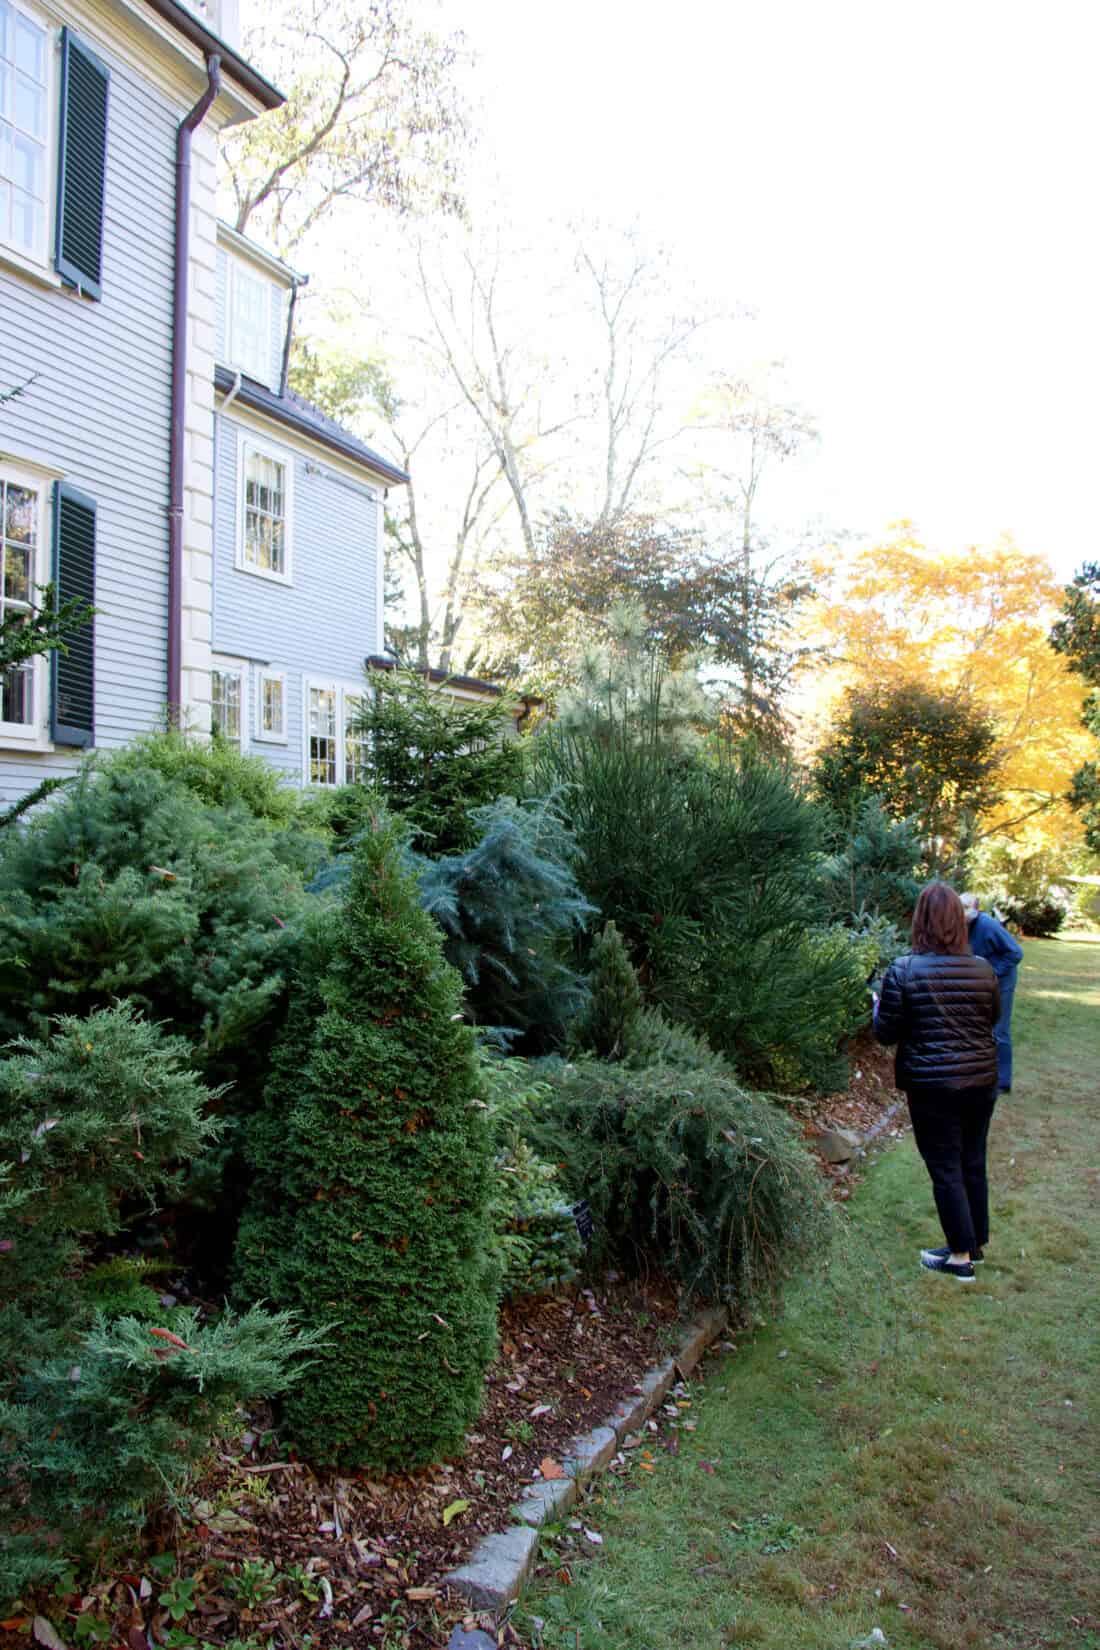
[215,369,410,487]
[143,0,284,109]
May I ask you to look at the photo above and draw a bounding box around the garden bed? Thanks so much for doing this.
[17,1282,681,1650]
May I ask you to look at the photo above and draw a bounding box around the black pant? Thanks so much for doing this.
[907,1086,998,1255]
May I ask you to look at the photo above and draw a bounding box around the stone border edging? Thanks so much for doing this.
[859,1096,907,1146]
[443,1306,728,1611]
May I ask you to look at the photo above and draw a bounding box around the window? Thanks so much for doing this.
[0,468,41,732]
[211,666,243,746]
[256,668,286,742]
[0,10,108,292]
[344,691,369,784]
[304,682,372,787]
[307,683,338,785]
[237,435,292,582]
[226,259,273,384]
[0,0,50,262]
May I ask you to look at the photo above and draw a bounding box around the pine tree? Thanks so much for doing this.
[576,921,642,1058]
[234,815,498,1469]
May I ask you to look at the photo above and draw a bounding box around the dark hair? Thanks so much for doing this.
[911,881,970,956]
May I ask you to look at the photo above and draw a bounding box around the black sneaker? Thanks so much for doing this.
[920,1252,976,1283]
[922,1244,984,1264]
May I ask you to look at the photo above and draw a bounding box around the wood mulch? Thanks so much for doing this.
[17,1282,681,1650]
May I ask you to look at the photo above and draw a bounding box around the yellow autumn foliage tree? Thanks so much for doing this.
[804,524,1091,855]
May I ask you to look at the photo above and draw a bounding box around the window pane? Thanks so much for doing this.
[211,669,242,743]
[4,541,31,603]
[1,661,32,725]
[10,183,40,249]
[261,676,283,735]
[5,483,35,541]
[12,127,42,194]
[14,11,45,81]
[13,69,43,136]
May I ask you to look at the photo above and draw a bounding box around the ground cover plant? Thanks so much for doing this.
[0,1003,314,1600]
[233,814,499,1468]
[516,936,1100,1650]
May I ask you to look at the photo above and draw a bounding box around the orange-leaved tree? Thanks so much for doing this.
[803,524,1092,854]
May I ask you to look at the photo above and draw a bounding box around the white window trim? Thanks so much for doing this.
[301,678,369,787]
[210,655,249,753]
[0,456,52,750]
[235,429,293,586]
[254,666,287,744]
[0,0,58,273]
[225,255,274,386]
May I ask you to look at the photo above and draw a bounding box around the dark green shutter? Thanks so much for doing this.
[55,30,110,300]
[51,483,96,748]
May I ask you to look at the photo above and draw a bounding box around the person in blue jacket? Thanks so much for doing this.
[961,892,1023,1093]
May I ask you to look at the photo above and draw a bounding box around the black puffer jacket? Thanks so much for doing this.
[875,951,1001,1092]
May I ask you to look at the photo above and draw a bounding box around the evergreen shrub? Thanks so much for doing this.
[350,667,525,854]
[1,1306,313,1603]
[575,921,642,1058]
[234,816,499,1469]
[527,1060,833,1304]
[536,705,863,1088]
[820,796,923,926]
[481,1055,582,1299]
[0,759,306,1094]
[416,795,595,1050]
[108,730,298,823]
[0,1005,314,1600]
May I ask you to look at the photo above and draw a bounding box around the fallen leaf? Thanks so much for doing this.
[32,1620,69,1650]
[149,1328,192,1353]
[501,1445,513,1462]
[583,1529,603,1545]
[404,1587,439,1601]
[442,1498,470,1527]
[540,1457,565,1480]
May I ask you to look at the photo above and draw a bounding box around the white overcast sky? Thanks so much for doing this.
[448,0,1098,578]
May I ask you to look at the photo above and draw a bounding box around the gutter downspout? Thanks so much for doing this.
[168,54,221,719]
[279,272,309,395]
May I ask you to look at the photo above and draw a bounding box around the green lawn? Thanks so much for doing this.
[516,936,1100,1650]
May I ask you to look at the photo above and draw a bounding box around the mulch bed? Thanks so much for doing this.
[12,1283,681,1650]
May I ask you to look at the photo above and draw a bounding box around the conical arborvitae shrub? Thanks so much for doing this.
[577,920,643,1058]
[233,815,498,1469]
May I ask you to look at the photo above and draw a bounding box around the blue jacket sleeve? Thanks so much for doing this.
[986,918,1023,975]
[874,961,906,1046]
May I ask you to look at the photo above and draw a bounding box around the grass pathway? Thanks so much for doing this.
[516,936,1100,1650]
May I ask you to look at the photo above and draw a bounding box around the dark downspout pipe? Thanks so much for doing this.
[279,274,308,396]
[168,54,221,719]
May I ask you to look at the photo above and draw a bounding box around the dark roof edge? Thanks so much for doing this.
[214,368,410,486]
[144,0,284,110]
[366,655,543,706]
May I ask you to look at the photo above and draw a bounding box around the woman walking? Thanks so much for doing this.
[874,881,1001,1284]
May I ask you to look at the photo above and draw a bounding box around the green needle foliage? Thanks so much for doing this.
[349,666,525,855]
[528,1059,833,1306]
[575,920,643,1058]
[0,1004,315,1600]
[234,814,498,1469]
[0,1003,215,1337]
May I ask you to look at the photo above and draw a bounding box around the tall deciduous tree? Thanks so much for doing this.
[222,0,469,253]
[1050,561,1100,853]
[806,528,1094,851]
